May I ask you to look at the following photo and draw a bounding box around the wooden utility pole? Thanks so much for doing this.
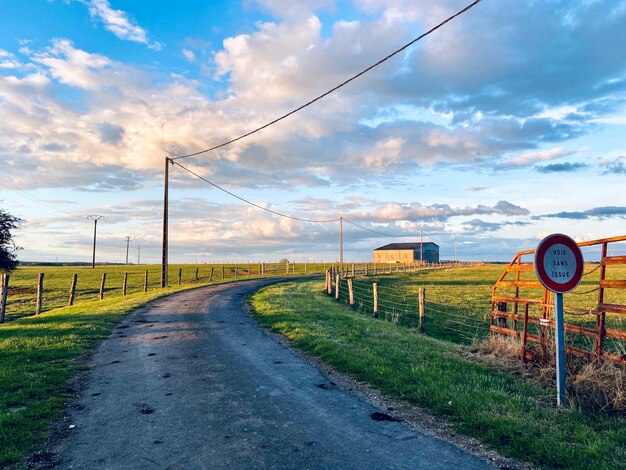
[88,215,103,269]
[420,228,423,265]
[125,236,132,265]
[161,157,170,287]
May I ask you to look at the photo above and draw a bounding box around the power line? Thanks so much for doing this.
[170,0,482,161]
[0,180,74,216]
[171,160,453,240]
[170,160,341,223]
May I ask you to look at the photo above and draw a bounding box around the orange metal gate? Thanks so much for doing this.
[490,235,626,365]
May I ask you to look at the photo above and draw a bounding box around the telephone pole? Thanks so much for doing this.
[162,157,170,287]
[87,215,103,269]
[339,216,343,268]
[125,236,132,265]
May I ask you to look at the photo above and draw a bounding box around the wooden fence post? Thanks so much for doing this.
[178,268,182,285]
[304,262,307,274]
[335,274,340,300]
[222,265,225,280]
[351,264,355,277]
[326,269,332,295]
[260,263,263,276]
[248,264,252,277]
[419,287,426,333]
[285,262,289,274]
[210,267,214,282]
[123,272,128,296]
[365,264,369,276]
[348,278,354,306]
[144,270,149,292]
[68,273,78,306]
[0,274,9,323]
[99,273,106,300]
[235,266,238,278]
[36,273,44,314]
[373,282,378,318]
[497,302,508,328]
[195,268,199,282]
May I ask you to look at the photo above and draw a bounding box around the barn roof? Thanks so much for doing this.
[374,242,439,251]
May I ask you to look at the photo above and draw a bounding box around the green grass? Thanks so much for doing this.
[337,263,626,357]
[251,279,626,470]
[2,262,328,321]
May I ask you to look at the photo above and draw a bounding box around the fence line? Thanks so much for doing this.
[0,262,337,324]
[324,263,488,344]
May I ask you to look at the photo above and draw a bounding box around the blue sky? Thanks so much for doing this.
[0,0,624,264]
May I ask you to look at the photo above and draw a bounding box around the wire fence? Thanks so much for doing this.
[325,262,490,345]
[0,261,332,323]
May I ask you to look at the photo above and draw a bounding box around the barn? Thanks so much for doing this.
[373,242,440,264]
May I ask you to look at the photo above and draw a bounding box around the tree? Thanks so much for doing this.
[0,209,21,272]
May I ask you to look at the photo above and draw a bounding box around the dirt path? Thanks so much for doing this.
[42,278,495,469]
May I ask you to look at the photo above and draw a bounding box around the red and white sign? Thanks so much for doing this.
[534,234,584,293]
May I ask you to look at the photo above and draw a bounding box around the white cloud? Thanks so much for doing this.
[499,147,590,168]
[182,49,196,62]
[81,0,161,49]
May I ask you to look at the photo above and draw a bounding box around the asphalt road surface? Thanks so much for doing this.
[53,278,494,470]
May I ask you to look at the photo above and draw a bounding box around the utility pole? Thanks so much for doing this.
[454,235,458,264]
[339,216,343,268]
[162,157,170,287]
[125,236,131,265]
[87,215,103,269]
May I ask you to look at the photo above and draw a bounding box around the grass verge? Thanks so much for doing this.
[250,279,626,470]
[0,280,222,467]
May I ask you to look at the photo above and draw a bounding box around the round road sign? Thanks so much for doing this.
[534,233,584,293]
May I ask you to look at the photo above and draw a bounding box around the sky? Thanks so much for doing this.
[0,0,624,264]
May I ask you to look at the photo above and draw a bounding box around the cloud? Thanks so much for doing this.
[98,122,125,145]
[462,218,531,232]
[2,1,626,195]
[542,206,626,220]
[81,0,161,49]
[182,49,196,62]
[499,147,589,169]
[598,156,626,174]
[534,162,589,173]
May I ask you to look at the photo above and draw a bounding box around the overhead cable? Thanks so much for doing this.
[171,160,341,223]
[170,0,482,161]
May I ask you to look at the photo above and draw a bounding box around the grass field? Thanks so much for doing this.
[251,278,626,469]
[334,263,626,358]
[1,262,329,321]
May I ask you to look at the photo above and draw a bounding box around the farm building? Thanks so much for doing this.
[373,242,440,264]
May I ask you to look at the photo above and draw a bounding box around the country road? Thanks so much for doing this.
[45,278,494,470]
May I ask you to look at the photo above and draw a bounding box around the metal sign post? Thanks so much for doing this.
[534,233,584,407]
